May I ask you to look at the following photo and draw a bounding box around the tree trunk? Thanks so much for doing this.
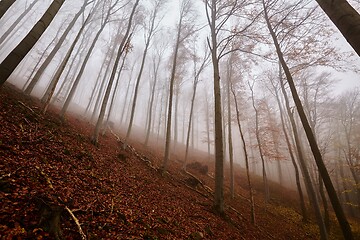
[24,0,89,95]
[231,83,255,224]
[339,159,355,217]
[262,1,352,238]
[272,78,308,222]
[22,30,62,91]
[145,61,161,147]
[120,69,134,125]
[92,0,139,144]
[161,12,183,171]
[84,50,110,116]
[60,6,112,118]
[0,0,65,86]
[90,45,118,123]
[249,83,270,202]
[0,0,38,45]
[173,89,179,152]
[42,12,91,113]
[124,36,151,148]
[183,80,198,169]
[226,62,234,198]
[315,0,360,56]
[102,50,128,133]
[0,0,16,19]
[205,92,211,160]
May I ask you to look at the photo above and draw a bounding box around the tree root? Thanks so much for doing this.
[35,166,87,240]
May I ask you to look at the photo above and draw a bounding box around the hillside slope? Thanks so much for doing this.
[0,83,356,239]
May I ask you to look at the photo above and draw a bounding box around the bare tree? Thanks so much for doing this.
[144,36,168,147]
[60,0,124,118]
[248,80,270,202]
[123,0,166,148]
[42,10,93,113]
[161,0,196,171]
[231,81,256,224]
[183,40,209,169]
[262,0,353,238]
[92,0,140,144]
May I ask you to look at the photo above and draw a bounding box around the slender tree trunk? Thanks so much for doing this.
[0,0,38,45]
[156,84,166,143]
[102,51,128,133]
[205,92,211,160]
[211,34,224,213]
[249,83,270,202]
[145,59,161,147]
[273,78,308,222]
[120,71,133,125]
[22,30,61,91]
[52,35,89,105]
[92,0,139,144]
[319,172,330,232]
[42,12,91,113]
[0,0,16,19]
[231,83,255,224]
[262,1,353,238]
[161,13,183,171]
[84,53,109,116]
[339,159,355,217]
[183,80,198,169]
[315,0,360,56]
[0,0,65,86]
[124,42,150,147]
[91,46,118,123]
[61,7,112,118]
[24,0,89,94]
[173,89,179,151]
[226,63,234,198]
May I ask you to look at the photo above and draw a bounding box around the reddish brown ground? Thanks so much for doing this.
[0,83,358,239]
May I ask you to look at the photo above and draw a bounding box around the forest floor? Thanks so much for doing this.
[0,83,359,240]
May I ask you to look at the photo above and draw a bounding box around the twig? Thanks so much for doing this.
[18,101,36,114]
[65,206,87,240]
[35,166,54,190]
[109,128,120,142]
[227,205,245,221]
[0,167,22,180]
[183,170,214,197]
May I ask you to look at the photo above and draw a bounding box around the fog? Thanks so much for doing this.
[1,0,360,216]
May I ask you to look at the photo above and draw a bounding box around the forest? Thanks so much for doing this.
[0,0,360,239]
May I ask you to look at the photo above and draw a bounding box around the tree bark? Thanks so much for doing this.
[0,0,16,19]
[207,0,225,214]
[315,0,360,56]
[0,0,65,86]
